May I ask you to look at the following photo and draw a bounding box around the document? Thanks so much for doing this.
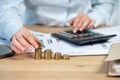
[33,33,110,55]
[31,26,120,56]
[94,26,120,43]
[0,26,120,56]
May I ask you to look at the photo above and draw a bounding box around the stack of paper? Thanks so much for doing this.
[105,43,120,76]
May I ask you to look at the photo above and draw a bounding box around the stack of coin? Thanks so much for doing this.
[54,52,61,60]
[62,54,70,60]
[35,43,42,60]
[34,42,70,60]
[44,49,52,60]
[35,48,42,60]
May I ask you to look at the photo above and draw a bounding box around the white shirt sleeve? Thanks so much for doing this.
[0,0,24,41]
[88,0,115,27]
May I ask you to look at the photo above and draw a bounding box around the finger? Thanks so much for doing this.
[20,27,38,49]
[73,17,86,33]
[69,19,74,25]
[16,34,32,50]
[11,44,21,53]
[87,20,95,29]
[73,21,82,33]
[73,15,82,27]
[79,21,90,31]
[73,27,79,33]
[34,36,40,43]
[12,37,25,53]
[23,32,38,49]
[34,36,43,48]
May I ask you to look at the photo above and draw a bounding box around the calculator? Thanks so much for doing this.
[51,30,116,45]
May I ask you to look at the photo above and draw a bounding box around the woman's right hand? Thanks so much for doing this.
[10,27,40,53]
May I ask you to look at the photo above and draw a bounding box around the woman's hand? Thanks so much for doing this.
[10,27,40,53]
[70,13,95,33]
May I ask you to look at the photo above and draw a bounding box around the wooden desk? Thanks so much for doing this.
[0,25,119,80]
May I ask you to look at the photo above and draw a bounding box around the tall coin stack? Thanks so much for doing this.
[35,43,42,60]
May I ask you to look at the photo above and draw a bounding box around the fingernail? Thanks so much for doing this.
[80,28,83,31]
[73,29,76,33]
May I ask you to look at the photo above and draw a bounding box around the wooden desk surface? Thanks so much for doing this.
[0,25,119,80]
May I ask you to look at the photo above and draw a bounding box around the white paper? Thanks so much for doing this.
[94,26,120,43]
[32,31,113,56]
[0,26,120,56]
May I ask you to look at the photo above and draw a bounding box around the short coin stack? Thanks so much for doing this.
[62,54,70,60]
[54,52,61,60]
[35,43,70,60]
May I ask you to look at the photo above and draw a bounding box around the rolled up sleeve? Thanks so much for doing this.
[88,0,115,27]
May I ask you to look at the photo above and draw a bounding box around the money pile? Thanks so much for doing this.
[35,43,70,60]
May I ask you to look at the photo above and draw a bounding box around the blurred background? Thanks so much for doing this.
[107,0,120,26]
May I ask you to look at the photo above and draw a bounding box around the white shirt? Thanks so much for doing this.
[0,0,114,41]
